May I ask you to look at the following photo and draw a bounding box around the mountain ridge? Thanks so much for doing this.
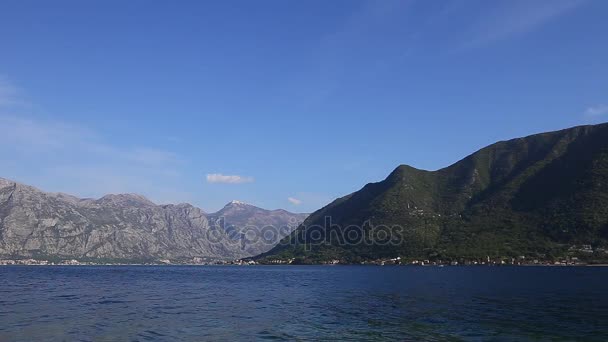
[0,178,307,261]
[258,122,608,263]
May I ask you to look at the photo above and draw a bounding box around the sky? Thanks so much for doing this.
[0,0,607,213]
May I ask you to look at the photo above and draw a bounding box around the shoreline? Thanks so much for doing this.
[1,263,607,267]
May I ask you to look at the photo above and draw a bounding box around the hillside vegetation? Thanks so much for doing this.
[259,123,608,263]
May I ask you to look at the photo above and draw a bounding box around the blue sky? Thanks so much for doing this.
[0,0,607,213]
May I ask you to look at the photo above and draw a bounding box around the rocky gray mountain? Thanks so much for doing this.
[0,178,306,261]
[209,201,308,256]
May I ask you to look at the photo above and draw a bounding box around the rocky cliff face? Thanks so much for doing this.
[0,179,306,261]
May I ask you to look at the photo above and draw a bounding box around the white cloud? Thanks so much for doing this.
[287,197,302,205]
[206,173,254,184]
[584,104,608,118]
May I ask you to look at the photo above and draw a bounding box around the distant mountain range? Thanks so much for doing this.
[209,201,308,257]
[0,179,306,262]
[259,123,608,263]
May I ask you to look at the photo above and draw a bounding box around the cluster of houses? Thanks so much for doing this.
[3,246,606,266]
[228,259,258,265]
[0,257,255,266]
[264,258,295,264]
[320,255,596,266]
[569,244,607,254]
[158,258,259,265]
[0,259,82,266]
[254,254,601,266]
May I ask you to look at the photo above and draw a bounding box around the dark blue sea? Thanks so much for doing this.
[1,266,607,341]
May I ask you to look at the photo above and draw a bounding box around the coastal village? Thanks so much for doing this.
[260,244,608,266]
[1,245,606,266]
[0,258,252,266]
[261,256,594,266]
[0,257,601,266]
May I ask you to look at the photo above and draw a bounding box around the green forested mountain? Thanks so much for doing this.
[258,123,608,263]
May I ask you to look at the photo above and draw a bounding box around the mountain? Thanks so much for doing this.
[209,201,308,256]
[258,123,608,263]
[0,179,306,262]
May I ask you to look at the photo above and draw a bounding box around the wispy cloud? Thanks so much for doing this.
[275,0,415,109]
[584,104,608,118]
[206,173,254,184]
[0,114,179,165]
[0,115,94,151]
[287,197,302,205]
[0,76,20,107]
[166,136,182,143]
[0,113,186,203]
[461,0,586,49]
[0,78,186,204]
[126,147,179,166]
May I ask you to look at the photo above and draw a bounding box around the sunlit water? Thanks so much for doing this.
[1,266,607,341]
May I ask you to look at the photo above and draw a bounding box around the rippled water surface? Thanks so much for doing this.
[1,266,607,341]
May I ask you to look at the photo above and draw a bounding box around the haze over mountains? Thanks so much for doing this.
[260,123,608,263]
[0,179,306,261]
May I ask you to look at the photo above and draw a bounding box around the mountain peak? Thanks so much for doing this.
[0,177,16,189]
[259,122,608,263]
[227,200,250,206]
[97,193,156,206]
